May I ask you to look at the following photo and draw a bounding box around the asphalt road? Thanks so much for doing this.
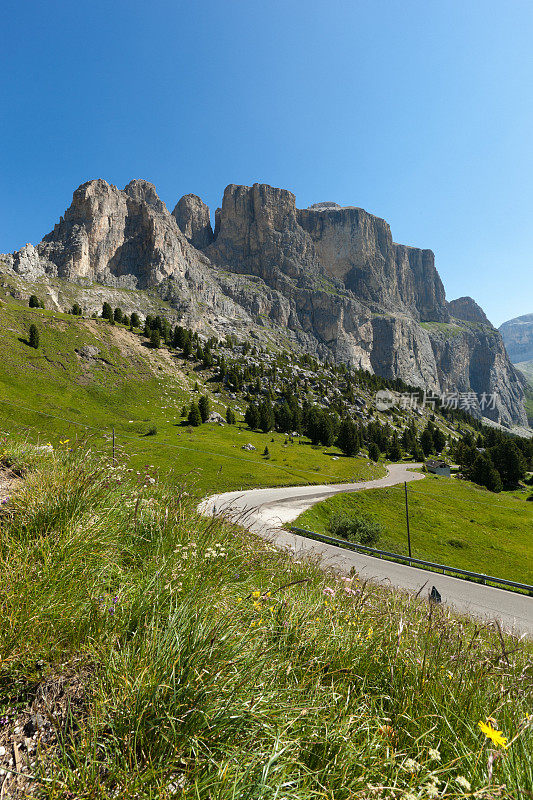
[199,464,533,637]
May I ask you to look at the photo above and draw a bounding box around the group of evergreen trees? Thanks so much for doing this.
[242,398,451,461]
[454,429,531,492]
[28,295,45,309]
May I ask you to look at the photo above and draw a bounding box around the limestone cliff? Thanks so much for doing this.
[1,179,527,427]
[499,313,533,363]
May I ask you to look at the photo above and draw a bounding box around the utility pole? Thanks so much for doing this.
[112,427,115,463]
[404,481,412,560]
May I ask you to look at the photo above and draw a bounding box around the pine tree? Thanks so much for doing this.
[245,403,260,430]
[368,442,380,462]
[263,446,270,457]
[29,295,40,309]
[182,337,192,359]
[337,419,359,457]
[188,402,202,427]
[490,440,527,487]
[318,414,335,447]
[432,427,446,453]
[420,427,434,457]
[102,302,113,321]
[259,398,275,433]
[387,433,402,461]
[226,407,236,425]
[130,313,140,329]
[470,454,502,492]
[114,308,123,323]
[150,328,161,348]
[28,324,39,349]
[198,395,210,423]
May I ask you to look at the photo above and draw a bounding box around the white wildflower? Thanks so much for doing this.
[428,748,441,761]
[456,776,471,791]
[404,758,421,772]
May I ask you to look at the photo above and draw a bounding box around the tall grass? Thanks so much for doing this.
[0,442,531,798]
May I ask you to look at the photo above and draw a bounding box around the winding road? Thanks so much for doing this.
[199,464,533,637]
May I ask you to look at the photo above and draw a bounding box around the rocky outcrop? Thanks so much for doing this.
[35,179,211,288]
[499,313,533,363]
[0,179,528,427]
[172,194,214,250]
[447,296,492,326]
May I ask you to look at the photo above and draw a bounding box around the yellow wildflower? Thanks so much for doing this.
[478,720,508,748]
[252,591,260,599]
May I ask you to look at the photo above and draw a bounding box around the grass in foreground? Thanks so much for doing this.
[293,475,533,585]
[0,440,531,798]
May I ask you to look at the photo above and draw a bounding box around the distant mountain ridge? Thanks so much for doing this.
[499,313,533,363]
[0,178,527,427]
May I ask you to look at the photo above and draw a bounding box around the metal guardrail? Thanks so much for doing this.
[289,526,533,595]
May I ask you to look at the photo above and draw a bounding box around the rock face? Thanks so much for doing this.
[36,179,209,288]
[499,313,533,363]
[1,179,528,427]
[172,194,214,250]
[447,296,492,326]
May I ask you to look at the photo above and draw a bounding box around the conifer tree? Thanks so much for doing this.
[188,402,202,427]
[368,442,380,462]
[29,324,39,349]
[245,403,260,430]
[337,419,359,457]
[198,395,210,423]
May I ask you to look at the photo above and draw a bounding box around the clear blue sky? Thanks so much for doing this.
[2,0,532,326]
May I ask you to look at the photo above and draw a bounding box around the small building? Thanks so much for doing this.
[425,459,451,477]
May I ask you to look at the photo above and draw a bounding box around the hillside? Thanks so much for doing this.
[1,178,527,427]
[0,439,531,798]
[0,295,389,494]
[293,474,533,585]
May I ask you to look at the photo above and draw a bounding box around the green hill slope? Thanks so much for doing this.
[0,295,383,493]
[293,474,533,585]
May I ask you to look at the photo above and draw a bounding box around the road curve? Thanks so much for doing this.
[199,464,532,637]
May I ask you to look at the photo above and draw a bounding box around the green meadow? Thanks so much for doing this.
[0,297,384,494]
[293,474,533,585]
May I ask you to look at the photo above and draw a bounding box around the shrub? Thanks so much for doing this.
[146,425,157,436]
[328,512,383,547]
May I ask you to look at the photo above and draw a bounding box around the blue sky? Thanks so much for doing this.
[1,0,532,326]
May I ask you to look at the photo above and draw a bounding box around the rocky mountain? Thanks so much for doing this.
[1,179,527,427]
[499,313,533,364]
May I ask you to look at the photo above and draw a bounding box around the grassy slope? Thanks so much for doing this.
[293,475,533,584]
[0,443,531,798]
[0,296,383,494]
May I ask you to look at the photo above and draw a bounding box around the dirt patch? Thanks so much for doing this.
[0,662,90,797]
[0,469,20,505]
